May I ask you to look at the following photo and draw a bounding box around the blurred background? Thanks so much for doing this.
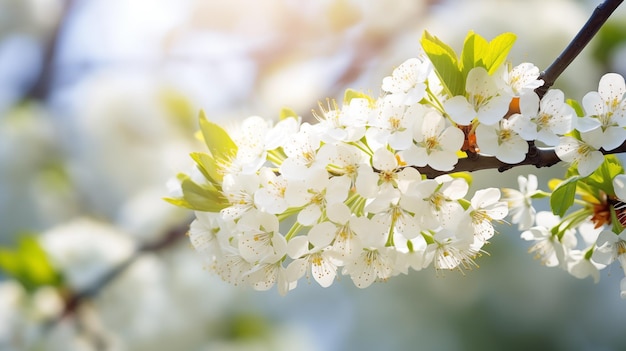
[1,0,626,350]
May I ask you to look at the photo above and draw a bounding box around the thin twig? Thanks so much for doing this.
[535,0,623,98]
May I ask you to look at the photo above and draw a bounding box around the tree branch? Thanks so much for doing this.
[415,139,626,179]
[535,0,623,98]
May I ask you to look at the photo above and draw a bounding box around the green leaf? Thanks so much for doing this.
[180,174,228,212]
[0,236,63,292]
[566,98,584,117]
[279,107,298,121]
[190,152,223,185]
[584,155,623,196]
[550,176,581,216]
[421,31,464,97]
[343,89,375,106]
[460,31,489,78]
[198,111,237,162]
[481,32,516,74]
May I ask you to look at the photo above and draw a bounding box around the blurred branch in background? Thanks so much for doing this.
[24,0,75,101]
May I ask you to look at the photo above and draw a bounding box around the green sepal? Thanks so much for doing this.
[198,110,237,163]
[421,31,463,97]
[0,236,64,292]
[343,89,375,106]
[164,173,228,212]
[550,175,581,217]
[279,107,299,121]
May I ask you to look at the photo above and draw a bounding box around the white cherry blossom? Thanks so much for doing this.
[401,109,464,171]
[476,118,528,163]
[501,174,538,230]
[592,229,626,276]
[555,131,604,177]
[381,57,430,105]
[236,211,287,264]
[577,73,626,151]
[499,62,544,97]
[366,97,425,151]
[510,89,575,146]
[444,67,511,126]
[286,236,338,288]
[463,188,508,242]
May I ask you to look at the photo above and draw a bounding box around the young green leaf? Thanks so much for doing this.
[343,89,375,106]
[0,236,63,292]
[198,111,238,163]
[482,32,516,74]
[550,176,581,217]
[420,31,464,97]
[165,173,228,212]
[279,107,299,121]
[460,31,489,78]
[190,152,223,185]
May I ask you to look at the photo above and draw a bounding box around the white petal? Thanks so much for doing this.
[308,221,337,248]
[444,96,476,125]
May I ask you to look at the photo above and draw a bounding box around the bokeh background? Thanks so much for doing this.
[2,0,626,350]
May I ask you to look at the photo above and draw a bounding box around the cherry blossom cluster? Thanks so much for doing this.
[169,32,626,294]
[503,170,626,299]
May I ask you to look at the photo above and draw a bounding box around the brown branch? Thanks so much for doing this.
[415,139,626,179]
[24,0,75,101]
[535,0,623,98]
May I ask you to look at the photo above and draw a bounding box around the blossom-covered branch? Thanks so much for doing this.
[166,1,626,298]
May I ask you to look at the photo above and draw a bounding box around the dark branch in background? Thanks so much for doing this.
[24,0,75,101]
[535,0,624,99]
[47,221,191,328]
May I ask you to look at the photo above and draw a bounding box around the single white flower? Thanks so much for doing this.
[510,90,575,146]
[566,249,604,283]
[342,247,395,289]
[444,67,511,126]
[401,110,464,171]
[475,118,528,163]
[577,73,626,151]
[381,57,430,105]
[521,211,576,268]
[592,229,626,276]
[499,62,544,97]
[501,174,538,230]
[246,261,295,296]
[464,188,508,242]
[285,168,351,225]
[236,211,287,264]
[555,131,604,177]
[422,228,478,272]
[366,97,424,151]
[313,98,370,143]
[254,168,289,215]
[230,116,271,174]
[220,173,260,221]
[286,236,338,288]
[404,176,468,230]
